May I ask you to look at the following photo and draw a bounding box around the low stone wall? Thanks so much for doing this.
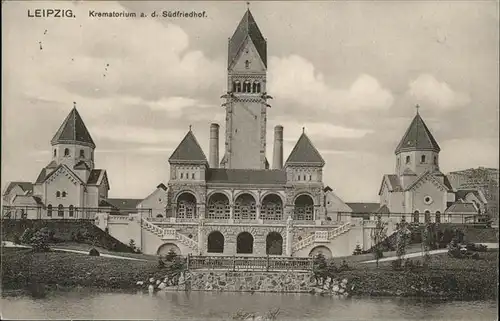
[189,270,315,292]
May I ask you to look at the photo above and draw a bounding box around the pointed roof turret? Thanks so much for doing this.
[395,108,440,154]
[285,132,325,166]
[228,8,267,68]
[168,129,208,165]
[51,104,95,148]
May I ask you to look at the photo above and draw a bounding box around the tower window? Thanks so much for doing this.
[80,149,85,158]
[47,204,52,217]
[303,175,306,181]
[405,156,410,164]
[233,81,242,93]
[297,175,300,181]
[421,155,426,163]
[53,149,57,157]
[62,191,67,198]
[252,81,261,93]
[243,81,251,93]
[64,148,70,156]
[192,173,195,179]
[309,175,312,181]
[245,60,250,69]
[180,173,184,179]
[56,191,61,198]
[434,156,437,165]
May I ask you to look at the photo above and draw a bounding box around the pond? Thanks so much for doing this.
[1,289,497,320]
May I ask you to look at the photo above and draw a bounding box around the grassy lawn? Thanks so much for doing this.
[1,247,164,290]
[49,242,158,261]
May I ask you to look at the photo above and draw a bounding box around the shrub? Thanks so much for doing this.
[12,234,21,245]
[352,244,363,256]
[89,248,100,256]
[20,228,35,244]
[165,248,178,262]
[391,259,403,271]
[158,256,166,269]
[128,239,137,252]
[31,230,50,252]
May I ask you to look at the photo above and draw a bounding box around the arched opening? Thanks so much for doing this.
[413,210,420,223]
[294,194,314,220]
[64,148,70,156]
[406,155,410,164]
[47,204,52,217]
[176,192,197,219]
[424,210,431,223]
[236,232,254,254]
[58,204,64,217]
[80,149,85,158]
[233,81,241,93]
[234,193,256,220]
[261,194,283,220]
[434,156,438,165]
[56,191,61,198]
[266,232,283,255]
[435,211,441,223]
[69,205,74,217]
[156,214,164,218]
[421,155,426,163]
[309,246,332,259]
[252,81,261,93]
[243,81,251,93]
[207,193,230,219]
[62,191,67,198]
[53,149,56,157]
[157,243,181,256]
[207,231,224,253]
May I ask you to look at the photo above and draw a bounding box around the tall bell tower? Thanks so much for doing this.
[220,7,271,170]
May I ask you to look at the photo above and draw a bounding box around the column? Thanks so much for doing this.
[285,217,293,256]
[256,204,261,220]
[229,203,234,219]
[197,222,204,256]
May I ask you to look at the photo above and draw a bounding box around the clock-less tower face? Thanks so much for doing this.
[222,10,268,170]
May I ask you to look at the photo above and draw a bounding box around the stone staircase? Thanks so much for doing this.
[141,217,198,252]
[292,222,351,253]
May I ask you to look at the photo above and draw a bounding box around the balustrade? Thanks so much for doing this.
[187,255,313,271]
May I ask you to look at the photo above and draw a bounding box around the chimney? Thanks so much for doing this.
[272,125,283,169]
[209,123,219,168]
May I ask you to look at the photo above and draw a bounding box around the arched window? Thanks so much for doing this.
[245,60,251,69]
[234,81,241,93]
[180,173,184,179]
[309,175,312,181]
[191,173,195,179]
[53,149,57,157]
[294,195,314,220]
[266,232,283,255]
[243,81,251,93]
[207,231,224,253]
[56,191,61,198]
[424,210,431,223]
[62,191,67,198]
[47,204,52,217]
[261,194,283,221]
[252,81,261,93]
[435,211,441,223]
[176,193,197,219]
[69,205,74,217]
[234,194,257,220]
[413,210,420,223]
[236,232,254,254]
[80,149,85,158]
[434,156,438,165]
[421,155,426,163]
[156,214,163,218]
[64,148,70,156]
[405,156,411,164]
[58,204,64,217]
[207,193,230,219]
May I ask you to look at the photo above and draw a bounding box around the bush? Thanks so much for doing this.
[391,259,403,271]
[158,257,166,269]
[31,230,50,252]
[12,234,21,245]
[20,228,35,244]
[352,244,363,256]
[165,249,177,262]
[89,248,100,256]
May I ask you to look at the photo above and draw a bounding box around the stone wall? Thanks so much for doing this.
[188,270,315,292]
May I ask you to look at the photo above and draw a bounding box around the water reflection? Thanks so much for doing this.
[1,289,497,321]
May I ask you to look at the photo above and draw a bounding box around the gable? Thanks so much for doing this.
[43,165,84,186]
[230,37,266,72]
[325,191,352,213]
[406,171,448,192]
[138,188,169,208]
[285,133,325,166]
[169,131,208,164]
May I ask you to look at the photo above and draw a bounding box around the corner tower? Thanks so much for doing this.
[220,8,270,169]
[50,104,96,172]
[395,106,441,177]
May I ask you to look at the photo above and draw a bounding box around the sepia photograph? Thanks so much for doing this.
[1,0,498,320]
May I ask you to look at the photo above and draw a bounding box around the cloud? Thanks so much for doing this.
[268,55,394,111]
[90,125,184,145]
[408,74,471,109]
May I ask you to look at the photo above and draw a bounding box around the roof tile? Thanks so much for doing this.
[395,112,440,154]
[206,168,287,185]
[228,9,267,68]
[169,130,208,164]
[51,107,95,148]
[285,133,325,166]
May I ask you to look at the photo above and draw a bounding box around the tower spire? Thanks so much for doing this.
[415,104,420,114]
[246,1,250,10]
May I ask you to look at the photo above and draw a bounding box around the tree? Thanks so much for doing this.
[128,239,137,252]
[31,229,50,252]
[165,248,178,262]
[395,221,410,268]
[370,215,388,268]
[421,223,436,267]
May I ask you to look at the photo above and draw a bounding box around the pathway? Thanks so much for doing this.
[2,241,148,262]
[360,243,498,264]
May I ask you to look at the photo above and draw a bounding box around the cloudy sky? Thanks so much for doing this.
[2,1,498,202]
